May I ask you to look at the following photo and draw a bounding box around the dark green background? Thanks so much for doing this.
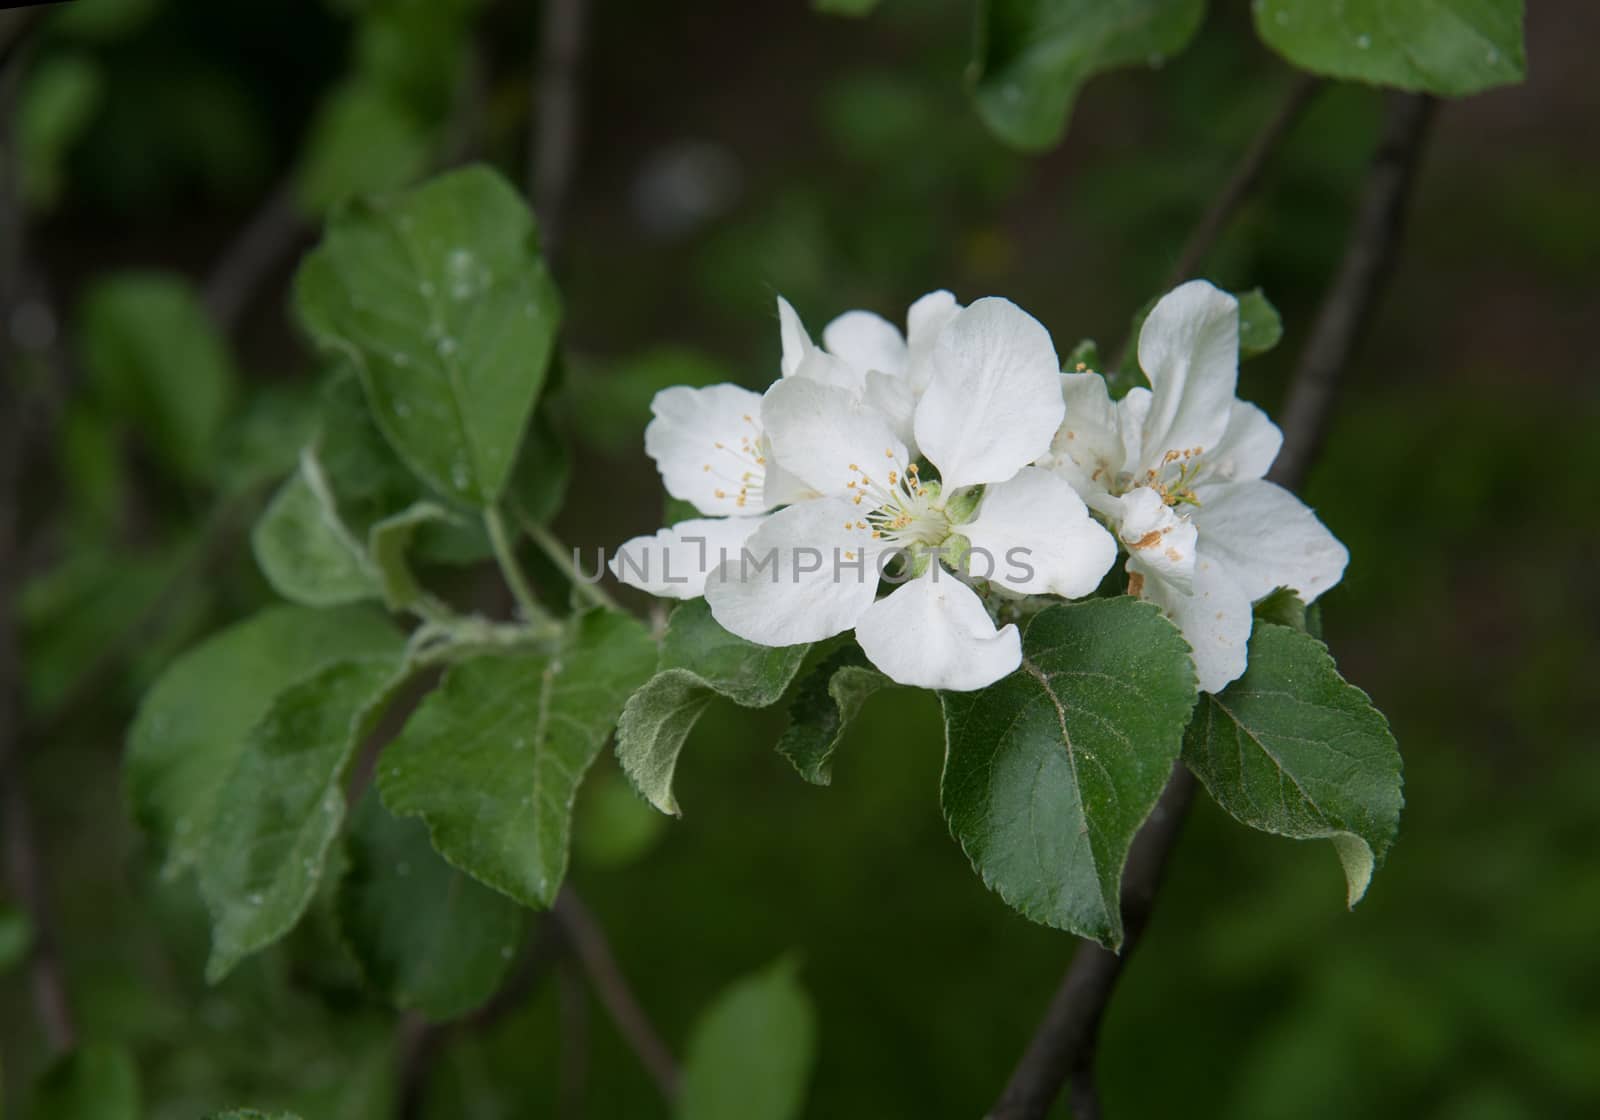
[5,0,1597,1116]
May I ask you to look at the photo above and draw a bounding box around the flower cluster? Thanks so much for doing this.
[612,280,1346,693]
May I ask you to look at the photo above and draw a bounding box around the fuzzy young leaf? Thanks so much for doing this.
[617,600,810,815]
[200,650,407,981]
[380,610,655,908]
[1236,287,1283,358]
[680,959,817,1120]
[973,0,1206,150]
[941,597,1198,948]
[295,165,562,507]
[776,646,891,786]
[31,1044,139,1120]
[367,501,449,610]
[1254,0,1525,97]
[1183,623,1403,906]
[338,793,524,1019]
[79,272,236,483]
[127,605,401,876]
[252,448,381,608]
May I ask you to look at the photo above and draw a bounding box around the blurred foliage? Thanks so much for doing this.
[3,0,1594,1117]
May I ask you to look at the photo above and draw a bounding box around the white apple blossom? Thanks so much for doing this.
[704,297,1116,691]
[610,291,962,598]
[1041,279,1349,692]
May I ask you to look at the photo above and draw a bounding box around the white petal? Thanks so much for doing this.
[1203,400,1282,484]
[644,384,769,516]
[761,376,907,497]
[1191,479,1349,603]
[1136,280,1239,467]
[823,310,906,376]
[904,289,961,392]
[1045,372,1123,497]
[1109,486,1198,593]
[962,467,1117,598]
[854,568,1020,691]
[863,369,918,458]
[704,498,879,646]
[610,516,767,600]
[1135,550,1253,693]
[777,296,810,377]
[914,297,1065,492]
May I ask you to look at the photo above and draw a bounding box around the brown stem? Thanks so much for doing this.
[553,888,680,1099]
[1269,93,1436,492]
[202,178,307,335]
[988,90,1437,1120]
[529,0,588,259]
[0,28,76,1054]
[1115,74,1321,377]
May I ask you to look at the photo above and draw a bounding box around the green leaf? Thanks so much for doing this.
[1254,0,1525,96]
[295,165,562,506]
[941,597,1198,947]
[253,449,381,608]
[16,52,104,210]
[973,0,1207,150]
[1252,585,1308,631]
[1236,287,1283,358]
[295,79,433,216]
[1182,623,1403,906]
[680,958,817,1120]
[127,605,401,876]
[78,272,236,483]
[338,793,524,1019]
[207,1112,302,1120]
[200,650,407,981]
[617,600,810,815]
[31,1044,139,1120]
[368,501,449,611]
[776,646,891,786]
[380,610,656,907]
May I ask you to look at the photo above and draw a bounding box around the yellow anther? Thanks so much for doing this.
[715,489,727,498]
[849,463,860,471]
[885,448,894,458]
[703,464,711,471]
[1075,361,1087,372]
[853,495,864,505]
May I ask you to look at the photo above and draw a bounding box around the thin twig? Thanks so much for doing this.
[519,510,620,612]
[1115,74,1321,376]
[529,0,588,259]
[1269,93,1436,491]
[988,91,1437,1120]
[0,26,76,1054]
[484,505,544,620]
[202,177,306,335]
[553,888,681,1100]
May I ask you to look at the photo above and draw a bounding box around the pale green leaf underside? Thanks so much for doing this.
[973,0,1206,150]
[338,794,525,1020]
[1182,622,1403,906]
[941,597,1198,948]
[1253,0,1525,96]
[126,605,401,877]
[1236,287,1283,358]
[379,610,656,908]
[616,600,809,815]
[295,165,562,506]
[200,651,407,981]
[252,448,380,608]
[679,958,817,1120]
[776,647,891,786]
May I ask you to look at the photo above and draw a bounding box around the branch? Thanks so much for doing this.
[1115,74,1320,375]
[0,27,76,1055]
[202,177,306,335]
[528,0,588,259]
[553,888,680,1099]
[1162,75,1322,292]
[1269,92,1436,491]
[988,90,1437,1120]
